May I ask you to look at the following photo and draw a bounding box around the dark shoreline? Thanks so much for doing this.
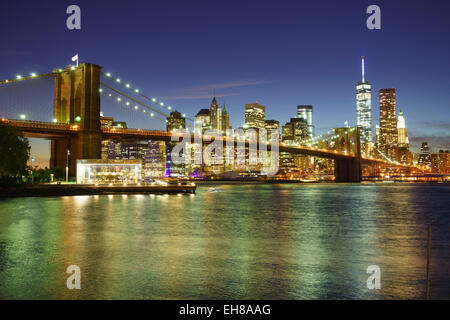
[0,184,196,198]
[195,180,448,185]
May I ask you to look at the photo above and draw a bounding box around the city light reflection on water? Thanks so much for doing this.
[0,183,449,299]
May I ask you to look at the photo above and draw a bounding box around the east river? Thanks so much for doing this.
[0,183,449,299]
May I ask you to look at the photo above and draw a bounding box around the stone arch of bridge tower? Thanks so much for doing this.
[334,127,361,156]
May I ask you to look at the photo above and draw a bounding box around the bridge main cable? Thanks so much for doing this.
[101,90,167,122]
[0,72,54,86]
[101,82,170,118]
[101,71,194,122]
[100,82,194,129]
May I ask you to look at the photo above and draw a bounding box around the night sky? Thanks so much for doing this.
[0,0,449,166]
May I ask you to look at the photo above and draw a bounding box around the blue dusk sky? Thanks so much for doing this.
[0,0,449,167]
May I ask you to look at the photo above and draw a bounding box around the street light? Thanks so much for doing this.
[20,114,26,120]
[66,149,71,183]
[31,157,35,183]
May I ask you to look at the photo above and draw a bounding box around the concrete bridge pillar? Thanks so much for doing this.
[50,63,102,177]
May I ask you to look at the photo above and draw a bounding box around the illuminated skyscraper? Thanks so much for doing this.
[210,97,222,131]
[292,118,309,143]
[166,111,187,177]
[245,103,266,130]
[280,121,295,170]
[356,57,372,143]
[195,109,211,133]
[438,150,450,174]
[418,142,432,168]
[265,119,279,146]
[397,109,408,146]
[379,88,398,160]
[221,104,231,131]
[297,105,314,138]
[145,140,166,178]
[265,120,279,134]
[208,98,230,132]
[166,110,186,131]
[281,118,308,143]
[396,109,412,164]
[375,125,380,148]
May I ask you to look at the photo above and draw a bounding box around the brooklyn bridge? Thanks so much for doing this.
[0,63,425,182]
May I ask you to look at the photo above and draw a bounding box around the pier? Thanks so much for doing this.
[0,183,196,198]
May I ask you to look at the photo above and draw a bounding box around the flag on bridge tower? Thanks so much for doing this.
[72,54,79,67]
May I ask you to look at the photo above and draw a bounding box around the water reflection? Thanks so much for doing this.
[0,184,449,299]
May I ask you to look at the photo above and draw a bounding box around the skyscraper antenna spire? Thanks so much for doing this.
[362,56,365,82]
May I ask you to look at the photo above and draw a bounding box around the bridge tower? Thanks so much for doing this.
[50,63,102,176]
[333,127,362,182]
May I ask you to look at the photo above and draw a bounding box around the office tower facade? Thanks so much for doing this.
[100,116,114,128]
[396,109,412,164]
[375,125,380,148]
[418,142,432,168]
[431,153,439,173]
[210,97,222,131]
[281,121,294,141]
[280,118,308,171]
[438,150,450,174]
[356,57,372,143]
[209,97,231,132]
[101,140,116,160]
[195,109,211,133]
[280,121,295,170]
[297,105,314,138]
[397,109,408,146]
[194,100,232,175]
[245,103,266,130]
[291,118,309,143]
[291,116,312,172]
[265,120,280,138]
[281,118,308,143]
[429,150,450,174]
[429,151,450,174]
[145,140,166,178]
[121,143,137,159]
[379,88,398,160]
[166,110,186,131]
[221,105,231,131]
[166,111,187,177]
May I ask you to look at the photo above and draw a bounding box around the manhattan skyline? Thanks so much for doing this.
[1,0,449,166]
[0,0,449,303]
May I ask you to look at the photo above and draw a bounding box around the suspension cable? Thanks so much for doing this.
[101,82,169,118]
[100,87,194,129]
[101,89,166,123]
[101,71,194,122]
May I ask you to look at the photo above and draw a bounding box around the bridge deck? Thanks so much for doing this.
[2,119,422,169]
